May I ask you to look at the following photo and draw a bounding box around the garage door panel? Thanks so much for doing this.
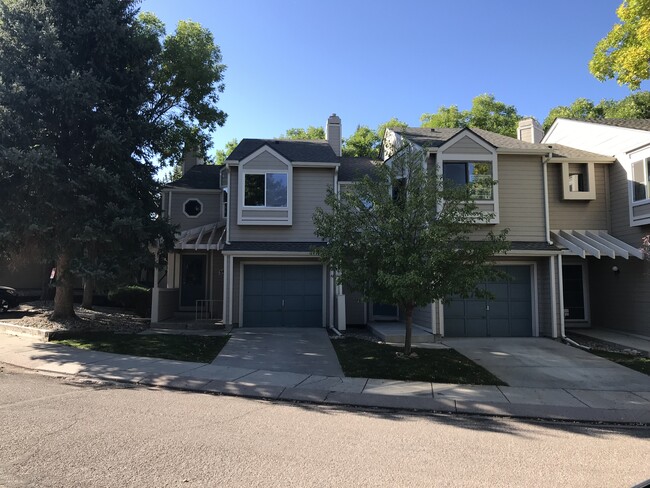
[487,319,509,336]
[444,265,533,337]
[242,265,322,327]
[466,319,487,336]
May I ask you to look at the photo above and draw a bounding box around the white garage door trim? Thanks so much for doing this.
[238,261,328,327]
[440,261,539,337]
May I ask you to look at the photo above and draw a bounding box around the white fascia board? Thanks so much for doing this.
[221,250,319,257]
[292,162,340,168]
[502,249,562,256]
[546,157,615,163]
[496,148,553,155]
[164,187,222,193]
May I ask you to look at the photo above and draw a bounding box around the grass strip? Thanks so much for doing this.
[590,350,650,376]
[331,337,506,385]
[54,333,229,363]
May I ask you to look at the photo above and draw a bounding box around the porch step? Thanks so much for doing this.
[368,322,436,344]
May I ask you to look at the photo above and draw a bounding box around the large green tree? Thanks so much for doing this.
[421,94,521,137]
[542,91,650,130]
[215,138,239,165]
[0,0,225,318]
[590,0,650,90]
[281,126,325,140]
[313,147,510,354]
[342,125,379,158]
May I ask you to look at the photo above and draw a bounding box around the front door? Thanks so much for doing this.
[562,264,586,321]
[180,254,206,308]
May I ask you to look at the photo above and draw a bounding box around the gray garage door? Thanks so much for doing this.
[444,265,532,337]
[242,265,323,327]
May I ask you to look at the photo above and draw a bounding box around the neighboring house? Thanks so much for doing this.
[151,115,646,338]
[543,118,650,336]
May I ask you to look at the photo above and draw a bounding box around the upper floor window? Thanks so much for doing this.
[632,159,650,202]
[223,188,228,218]
[443,161,493,200]
[183,198,203,218]
[561,162,595,200]
[244,172,288,207]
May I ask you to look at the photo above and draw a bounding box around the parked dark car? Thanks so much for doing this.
[0,286,20,312]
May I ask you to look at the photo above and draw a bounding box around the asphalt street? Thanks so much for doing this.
[1,366,649,488]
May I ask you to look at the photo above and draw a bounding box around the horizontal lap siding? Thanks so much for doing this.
[472,154,545,241]
[609,162,648,246]
[445,136,492,155]
[230,167,333,242]
[244,152,288,171]
[548,164,609,230]
[166,190,223,231]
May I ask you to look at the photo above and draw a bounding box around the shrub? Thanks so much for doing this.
[108,285,152,317]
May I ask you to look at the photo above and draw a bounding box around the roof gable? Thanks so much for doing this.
[227,138,338,163]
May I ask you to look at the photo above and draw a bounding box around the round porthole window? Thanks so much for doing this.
[183,199,203,217]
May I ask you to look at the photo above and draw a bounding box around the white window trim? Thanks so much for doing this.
[237,146,293,226]
[436,131,499,224]
[242,171,290,209]
[182,198,204,218]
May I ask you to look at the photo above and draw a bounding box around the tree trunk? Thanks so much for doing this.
[52,252,76,320]
[82,277,94,309]
[404,305,414,356]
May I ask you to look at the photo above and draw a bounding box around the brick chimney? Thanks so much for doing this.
[517,118,544,144]
[326,113,342,157]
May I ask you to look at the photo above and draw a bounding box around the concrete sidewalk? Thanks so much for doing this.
[1,334,649,424]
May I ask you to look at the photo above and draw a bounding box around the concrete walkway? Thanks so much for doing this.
[1,333,649,424]
[212,328,344,377]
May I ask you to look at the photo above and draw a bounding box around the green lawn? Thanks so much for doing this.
[331,337,506,385]
[590,350,650,376]
[54,333,230,363]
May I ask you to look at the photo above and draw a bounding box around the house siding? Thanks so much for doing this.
[444,136,493,155]
[472,154,546,241]
[165,189,223,232]
[609,161,648,246]
[548,163,609,230]
[230,166,333,242]
[243,151,288,171]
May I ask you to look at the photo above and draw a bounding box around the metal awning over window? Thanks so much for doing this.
[550,230,644,259]
[175,223,225,251]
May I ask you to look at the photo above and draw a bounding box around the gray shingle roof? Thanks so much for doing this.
[394,126,610,159]
[338,157,377,181]
[227,139,338,163]
[164,165,221,190]
[223,241,326,253]
[394,127,551,152]
[575,118,650,131]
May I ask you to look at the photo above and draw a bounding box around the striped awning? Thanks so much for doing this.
[175,223,225,251]
[550,230,644,260]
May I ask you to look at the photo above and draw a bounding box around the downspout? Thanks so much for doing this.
[543,150,553,245]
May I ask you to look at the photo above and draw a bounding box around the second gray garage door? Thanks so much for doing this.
[242,265,323,327]
[444,265,533,337]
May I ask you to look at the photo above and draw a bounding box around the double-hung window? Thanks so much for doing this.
[244,172,288,208]
[443,161,493,200]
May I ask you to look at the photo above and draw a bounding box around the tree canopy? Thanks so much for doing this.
[542,91,650,130]
[0,0,226,318]
[421,94,521,137]
[215,138,240,165]
[281,126,325,140]
[590,0,650,90]
[313,146,509,354]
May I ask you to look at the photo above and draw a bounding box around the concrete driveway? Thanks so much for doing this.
[443,337,650,391]
[213,327,344,377]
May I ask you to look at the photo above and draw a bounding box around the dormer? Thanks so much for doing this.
[436,129,500,224]
[235,145,293,226]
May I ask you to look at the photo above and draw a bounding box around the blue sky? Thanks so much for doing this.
[141,0,642,153]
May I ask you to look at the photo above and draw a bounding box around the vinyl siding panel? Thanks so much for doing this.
[166,190,224,232]
[444,136,492,155]
[548,163,609,230]
[472,154,546,241]
[230,167,333,242]
[609,161,648,246]
[243,151,288,171]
